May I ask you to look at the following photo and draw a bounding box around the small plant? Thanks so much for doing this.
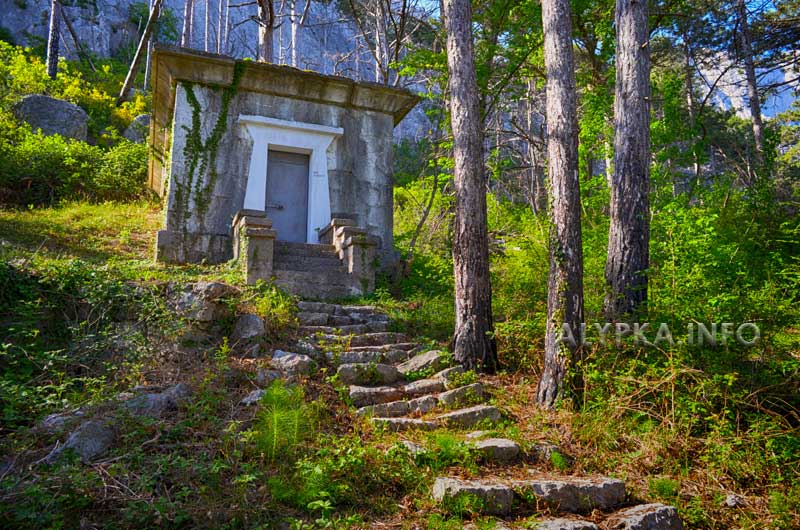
[549,450,570,472]
[648,477,680,501]
[447,369,479,389]
[245,381,315,461]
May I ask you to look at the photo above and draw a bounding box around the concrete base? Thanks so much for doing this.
[155,230,232,264]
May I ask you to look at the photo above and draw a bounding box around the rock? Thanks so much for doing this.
[175,282,237,323]
[435,365,465,382]
[403,378,446,397]
[531,442,562,462]
[233,314,266,341]
[432,477,515,515]
[271,351,315,376]
[327,350,383,365]
[38,409,86,433]
[123,383,191,417]
[297,301,337,314]
[464,524,513,530]
[513,477,626,513]
[47,420,114,464]
[397,350,450,375]
[240,389,266,406]
[472,438,520,463]
[348,332,408,347]
[465,430,490,440]
[370,417,437,432]
[256,369,282,387]
[122,114,150,143]
[531,519,600,530]
[349,385,405,408]
[438,383,484,407]
[329,315,353,326]
[12,94,89,141]
[721,494,746,508]
[297,312,329,326]
[436,405,503,429]
[357,400,410,417]
[337,363,401,385]
[408,395,438,414]
[399,440,427,456]
[607,504,683,530]
[191,281,238,300]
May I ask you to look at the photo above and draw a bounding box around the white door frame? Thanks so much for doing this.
[239,115,343,243]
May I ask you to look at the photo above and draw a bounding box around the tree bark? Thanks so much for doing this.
[537,0,584,408]
[118,0,162,105]
[181,0,194,47]
[256,0,275,62]
[737,0,764,176]
[217,0,224,53]
[442,0,498,373]
[604,0,651,320]
[46,0,61,80]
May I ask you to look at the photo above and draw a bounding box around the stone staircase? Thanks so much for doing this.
[272,242,357,299]
[293,301,685,530]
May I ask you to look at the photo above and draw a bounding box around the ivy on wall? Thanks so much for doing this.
[173,61,246,231]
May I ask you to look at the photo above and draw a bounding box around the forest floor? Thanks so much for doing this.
[0,201,797,529]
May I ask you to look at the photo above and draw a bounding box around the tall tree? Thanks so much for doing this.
[256,0,275,62]
[604,0,651,319]
[46,0,61,79]
[537,0,584,407]
[442,0,499,373]
[118,0,163,105]
[736,0,765,173]
[181,0,195,47]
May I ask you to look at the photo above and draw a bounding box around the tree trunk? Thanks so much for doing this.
[204,0,210,52]
[118,0,163,105]
[683,36,701,184]
[374,0,387,83]
[46,0,61,80]
[605,0,651,319]
[442,0,498,373]
[737,0,764,176]
[290,0,298,67]
[537,0,584,408]
[256,0,274,62]
[144,0,156,89]
[217,0,224,53]
[181,0,194,47]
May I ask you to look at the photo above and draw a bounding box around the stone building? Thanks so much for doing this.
[150,46,418,298]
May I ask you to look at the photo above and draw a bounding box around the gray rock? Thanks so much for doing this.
[47,419,115,464]
[432,477,515,515]
[240,389,266,406]
[721,494,746,508]
[297,311,329,326]
[404,378,446,397]
[349,385,405,408]
[38,409,86,433]
[408,395,438,414]
[122,114,150,143]
[438,383,484,407]
[337,363,401,385]
[191,281,238,300]
[397,350,451,375]
[531,442,562,462]
[348,332,408,347]
[271,351,315,376]
[370,417,437,432]
[329,315,353,326]
[256,369,282,387]
[513,477,626,513]
[435,365,465,382]
[233,314,266,341]
[465,430,489,440]
[175,282,237,322]
[297,301,337,314]
[357,400,410,417]
[123,383,191,417]
[12,94,89,141]
[436,405,503,429]
[327,350,383,365]
[532,519,600,530]
[399,440,427,456]
[607,504,683,530]
[472,438,520,463]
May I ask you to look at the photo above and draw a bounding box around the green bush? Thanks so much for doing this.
[93,140,150,201]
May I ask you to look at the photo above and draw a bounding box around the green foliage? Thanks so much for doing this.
[245,381,315,461]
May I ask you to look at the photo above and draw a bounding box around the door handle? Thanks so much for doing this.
[266,202,284,210]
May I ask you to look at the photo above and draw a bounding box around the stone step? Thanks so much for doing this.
[471,437,521,463]
[370,417,437,432]
[397,349,452,375]
[404,378,446,397]
[274,241,338,258]
[337,363,402,385]
[349,385,405,408]
[325,349,411,365]
[606,503,683,530]
[274,280,356,300]
[274,255,344,269]
[346,342,419,352]
[530,519,600,530]
[357,395,437,417]
[437,382,484,407]
[297,301,340,314]
[300,322,389,335]
[431,475,627,516]
[435,405,503,428]
[274,269,351,285]
[347,332,409,347]
[352,381,484,414]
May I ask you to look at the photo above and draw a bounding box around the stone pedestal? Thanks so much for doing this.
[232,210,276,285]
[319,218,378,293]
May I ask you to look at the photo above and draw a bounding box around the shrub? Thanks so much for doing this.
[93,140,150,201]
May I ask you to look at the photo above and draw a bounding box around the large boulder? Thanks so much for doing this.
[12,94,89,141]
[122,114,150,143]
[46,419,115,464]
[122,383,191,418]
